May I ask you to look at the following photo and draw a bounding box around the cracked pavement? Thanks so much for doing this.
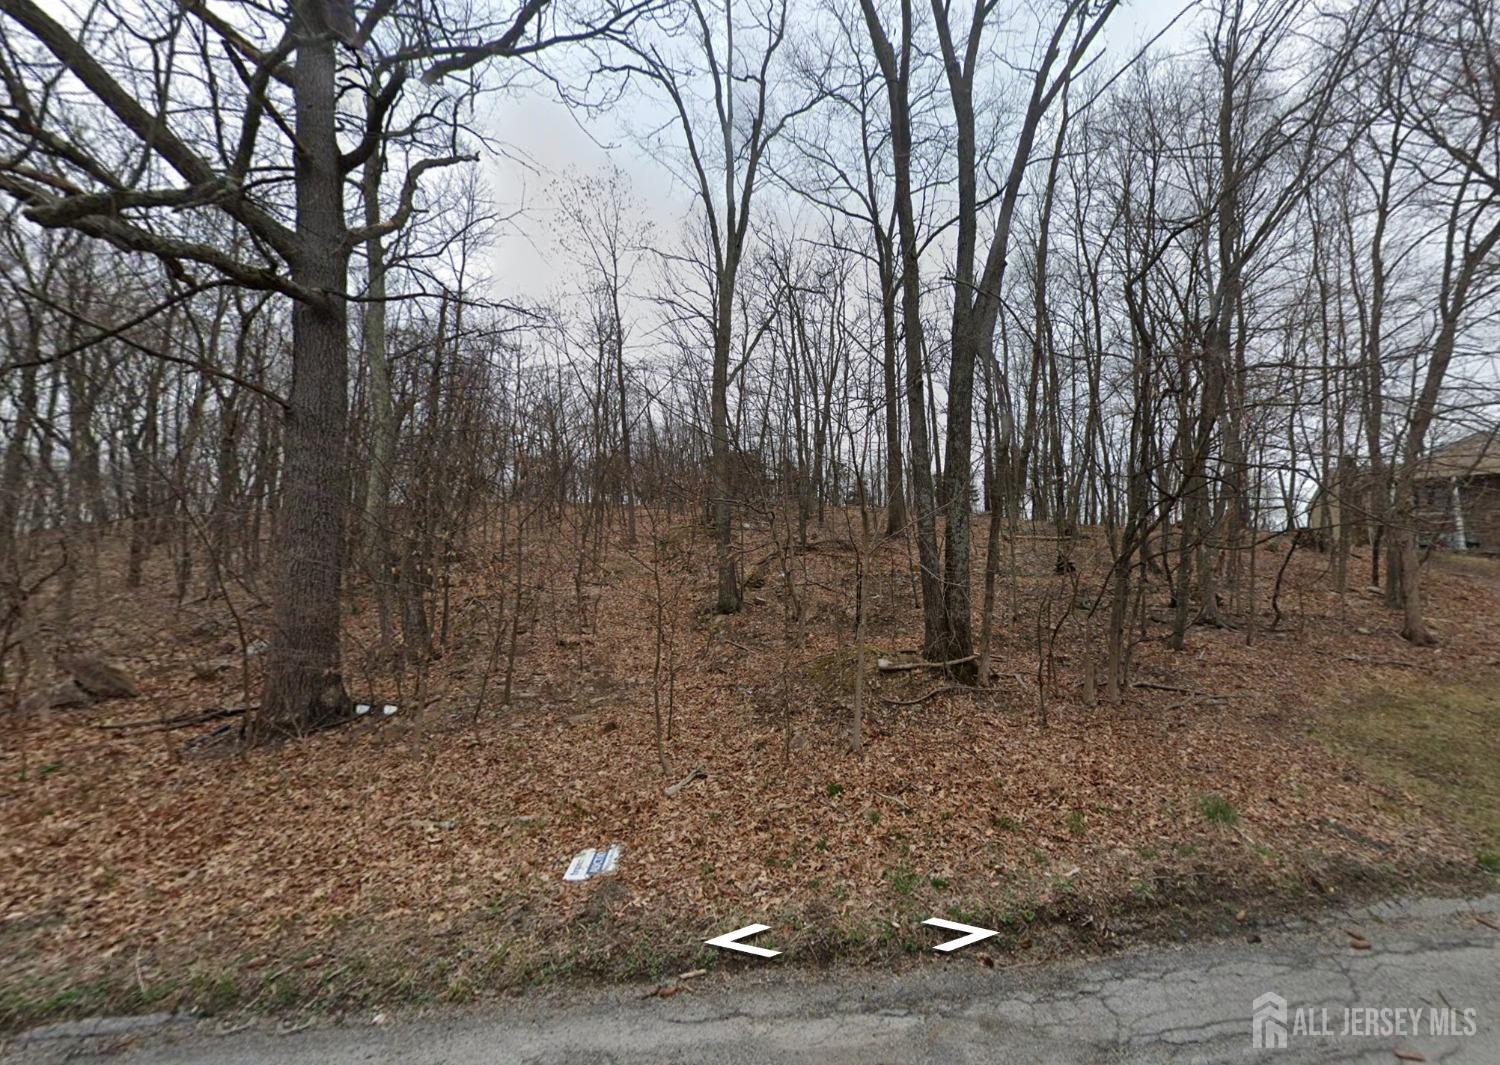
[6,893,1498,1064]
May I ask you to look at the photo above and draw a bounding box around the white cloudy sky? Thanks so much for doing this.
[481,0,1199,307]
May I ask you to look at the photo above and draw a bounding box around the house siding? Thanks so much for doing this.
[1414,472,1500,554]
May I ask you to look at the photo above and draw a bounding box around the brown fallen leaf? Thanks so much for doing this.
[10,505,1500,1030]
[1393,1047,1426,1062]
[1472,913,1499,932]
[642,983,692,999]
[1344,928,1372,950]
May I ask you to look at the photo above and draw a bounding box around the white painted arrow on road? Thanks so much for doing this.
[705,923,781,958]
[922,917,998,953]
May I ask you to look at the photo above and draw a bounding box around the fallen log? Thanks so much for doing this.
[877,654,978,673]
[878,685,972,707]
[664,764,708,797]
[96,705,250,733]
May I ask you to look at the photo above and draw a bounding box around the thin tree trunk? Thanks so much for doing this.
[360,143,397,647]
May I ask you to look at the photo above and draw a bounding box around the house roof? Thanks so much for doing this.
[1414,430,1500,479]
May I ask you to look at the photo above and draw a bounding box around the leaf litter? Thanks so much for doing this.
[2,519,1496,1025]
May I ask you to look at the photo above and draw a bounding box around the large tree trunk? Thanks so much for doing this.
[711,281,739,614]
[251,7,351,739]
[937,312,978,676]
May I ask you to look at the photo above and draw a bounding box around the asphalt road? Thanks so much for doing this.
[7,893,1499,1064]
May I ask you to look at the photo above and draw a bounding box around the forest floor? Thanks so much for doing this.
[3,511,1499,1033]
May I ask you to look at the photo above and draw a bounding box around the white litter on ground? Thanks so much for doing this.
[563,843,624,881]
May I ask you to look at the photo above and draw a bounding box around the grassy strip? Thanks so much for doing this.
[1320,674,1500,873]
[3,854,1483,1038]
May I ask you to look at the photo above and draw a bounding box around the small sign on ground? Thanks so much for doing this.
[564,843,623,881]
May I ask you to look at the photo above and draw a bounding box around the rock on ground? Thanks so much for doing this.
[57,655,139,699]
[18,681,93,715]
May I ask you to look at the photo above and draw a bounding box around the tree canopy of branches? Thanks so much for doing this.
[2,0,1496,746]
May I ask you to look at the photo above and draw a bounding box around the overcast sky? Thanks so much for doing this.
[481,0,1199,308]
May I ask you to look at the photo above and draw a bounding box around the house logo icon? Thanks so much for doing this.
[1252,991,1288,1049]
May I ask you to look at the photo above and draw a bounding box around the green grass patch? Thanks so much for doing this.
[1199,794,1239,827]
[888,865,919,896]
[1322,676,1500,872]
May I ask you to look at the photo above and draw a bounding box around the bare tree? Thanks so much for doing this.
[0,0,641,738]
[608,0,815,612]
